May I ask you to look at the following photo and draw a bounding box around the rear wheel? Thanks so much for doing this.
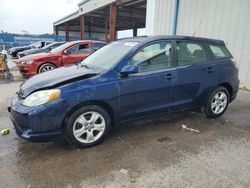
[64,105,111,148]
[38,63,56,73]
[204,86,230,118]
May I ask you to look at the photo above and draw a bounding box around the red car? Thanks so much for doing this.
[17,40,106,77]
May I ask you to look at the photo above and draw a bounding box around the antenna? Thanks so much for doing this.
[193,19,203,37]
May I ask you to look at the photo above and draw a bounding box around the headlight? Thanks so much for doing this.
[20,60,33,65]
[22,89,60,107]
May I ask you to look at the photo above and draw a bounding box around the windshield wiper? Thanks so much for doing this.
[78,64,90,69]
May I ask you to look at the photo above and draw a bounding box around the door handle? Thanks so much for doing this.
[163,73,175,80]
[203,67,215,73]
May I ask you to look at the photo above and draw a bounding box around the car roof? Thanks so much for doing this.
[118,35,225,45]
[68,40,107,45]
[52,42,65,44]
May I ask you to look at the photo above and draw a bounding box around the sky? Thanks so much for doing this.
[0,0,80,34]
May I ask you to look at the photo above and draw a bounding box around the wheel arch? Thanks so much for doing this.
[62,100,116,130]
[202,82,233,110]
[218,82,233,100]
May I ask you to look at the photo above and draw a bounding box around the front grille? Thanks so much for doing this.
[11,109,29,129]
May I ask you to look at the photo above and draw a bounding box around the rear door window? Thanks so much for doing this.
[50,43,62,49]
[176,41,208,66]
[209,45,232,59]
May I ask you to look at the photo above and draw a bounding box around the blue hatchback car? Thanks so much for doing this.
[9,36,239,148]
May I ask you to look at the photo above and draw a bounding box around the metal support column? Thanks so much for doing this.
[109,3,117,41]
[65,22,69,41]
[171,0,180,35]
[80,15,85,40]
[54,26,58,36]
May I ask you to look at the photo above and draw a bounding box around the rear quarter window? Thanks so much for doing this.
[209,45,232,59]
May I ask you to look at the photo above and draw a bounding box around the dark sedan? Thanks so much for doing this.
[18,42,66,58]
[8,41,51,58]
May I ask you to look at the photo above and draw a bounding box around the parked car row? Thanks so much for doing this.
[8,41,52,58]
[16,40,107,77]
[9,35,239,148]
[17,42,66,58]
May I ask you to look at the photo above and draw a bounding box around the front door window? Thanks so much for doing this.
[130,41,172,73]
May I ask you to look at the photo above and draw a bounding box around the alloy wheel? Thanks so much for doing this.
[211,91,228,114]
[40,65,55,73]
[72,111,106,144]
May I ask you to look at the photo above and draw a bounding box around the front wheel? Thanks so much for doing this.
[204,87,230,118]
[38,63,56,74]
[64,105,111,148]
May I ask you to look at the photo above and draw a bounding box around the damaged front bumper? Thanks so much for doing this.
[10,112,61,142]
[8,93,68,142]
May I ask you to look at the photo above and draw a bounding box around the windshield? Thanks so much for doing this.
[42,42,58,49]
[50,42,72,53]
[31,41,41,49]
[81,41,138,70]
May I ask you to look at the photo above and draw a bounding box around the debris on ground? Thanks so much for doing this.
[120,168,128,174]
[130,178,136,183]
[1,128,10,135]
[117,136,125,142]
[182,124,200,133]
[157,136,172,142]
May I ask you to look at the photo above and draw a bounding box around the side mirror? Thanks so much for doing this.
[120,65,138,77]
[63,50,68,55]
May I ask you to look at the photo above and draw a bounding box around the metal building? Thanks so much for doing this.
[53,0,146,42]
[54,0,250,89]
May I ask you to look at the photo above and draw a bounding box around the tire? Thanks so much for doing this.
[64,105,111,148]
[16,52,20,59]
[203,86,230,118]
[38,63,56,74]
[13,51,18,58]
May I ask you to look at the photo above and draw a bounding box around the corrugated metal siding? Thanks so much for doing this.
[177,0,250,89]
[78,0,117,14]
[146,0,173,35]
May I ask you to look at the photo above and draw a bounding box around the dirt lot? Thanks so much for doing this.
[0,80,250,188]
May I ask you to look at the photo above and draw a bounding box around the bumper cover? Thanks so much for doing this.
[17,65,37,77]
[9,94,68,142]
[10,111,61,142]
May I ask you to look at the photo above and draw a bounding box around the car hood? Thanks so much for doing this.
[19,48,47,55]
[17,52,57,62]
[9,46,30,51]
[19,64,100,98]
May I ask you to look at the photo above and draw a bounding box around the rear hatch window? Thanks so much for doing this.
[209,44,232,59]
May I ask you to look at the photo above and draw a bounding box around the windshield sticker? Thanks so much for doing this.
[123,42,138,47]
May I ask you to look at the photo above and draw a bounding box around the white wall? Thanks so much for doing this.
[57,31,80,37]
[146,0,174,35]
[177,0,250,89]
[78,0,117,14]
[87,32,106,40]
[145,0,250,89]
[58,30,105,40]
